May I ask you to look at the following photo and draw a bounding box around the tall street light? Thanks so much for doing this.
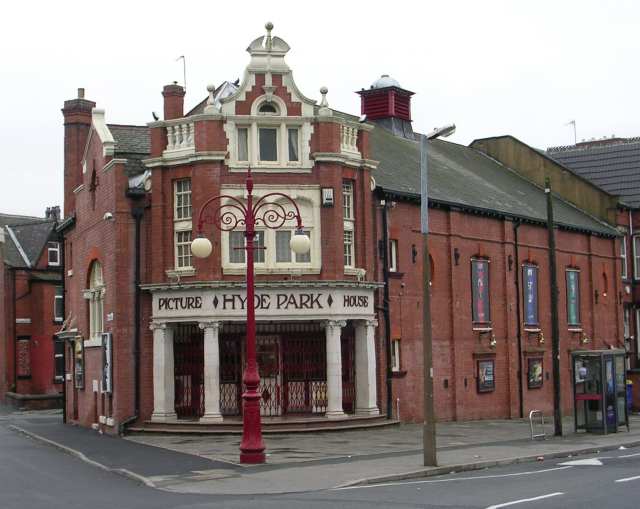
[422,124,456,466]
[191,168,310,464]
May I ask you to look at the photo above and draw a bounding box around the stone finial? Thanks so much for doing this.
[204,83,220,114]
[318,86,332,117]
[265,21,274,51]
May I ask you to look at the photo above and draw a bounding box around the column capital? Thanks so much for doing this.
[363,319,378,329]
[199,320,223,332]
[324,320,347,330]
[149,321,167,331]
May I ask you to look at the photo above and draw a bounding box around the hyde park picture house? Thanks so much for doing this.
[34,23,625,435]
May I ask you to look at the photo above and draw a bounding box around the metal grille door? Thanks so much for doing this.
[283,335,327,414]
[341,330,356,414]
[173,323,204,419]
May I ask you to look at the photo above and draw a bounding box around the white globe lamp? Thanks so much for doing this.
[290,229,311,255]
[191,236,213,258]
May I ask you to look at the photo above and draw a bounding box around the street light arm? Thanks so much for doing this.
[195,194,248,233]
[252,192,304,230]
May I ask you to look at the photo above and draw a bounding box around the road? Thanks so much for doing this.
[1,420,639,509]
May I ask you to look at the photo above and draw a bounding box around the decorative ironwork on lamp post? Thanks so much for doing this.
[190,167,310,464]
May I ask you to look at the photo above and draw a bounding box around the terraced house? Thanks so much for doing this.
[54,24,625,435]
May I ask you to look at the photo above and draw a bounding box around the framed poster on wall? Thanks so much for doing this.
[527,357,543,389]
[477,359,495,393]
[101,332,112,394]
[74,339,84,389]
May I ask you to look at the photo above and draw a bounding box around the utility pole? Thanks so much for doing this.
[421,134,437,465]
[545,177,563,436]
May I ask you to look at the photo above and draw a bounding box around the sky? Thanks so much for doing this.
[1,0,638,217]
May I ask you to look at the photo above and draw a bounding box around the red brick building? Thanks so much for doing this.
[58,25,623,432]
[0,209,64,409]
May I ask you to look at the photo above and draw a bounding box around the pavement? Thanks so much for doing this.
[3,406,640,496]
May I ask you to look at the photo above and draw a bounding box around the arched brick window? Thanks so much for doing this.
[85,261,105,341]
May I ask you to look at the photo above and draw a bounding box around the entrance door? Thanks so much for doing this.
[257,336,282,416]
[283,335,327,414]
[173,324,204,419]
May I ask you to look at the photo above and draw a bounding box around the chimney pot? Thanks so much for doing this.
[78,87,85,99]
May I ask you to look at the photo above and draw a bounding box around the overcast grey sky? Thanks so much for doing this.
[1,0,638,217]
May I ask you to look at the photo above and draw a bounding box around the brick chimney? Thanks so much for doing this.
[357,75,415,139]
[62,88,96,217]
[162,82,185,120]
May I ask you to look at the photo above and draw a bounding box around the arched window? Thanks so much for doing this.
[87,261,105,341]
[258,102,278,115]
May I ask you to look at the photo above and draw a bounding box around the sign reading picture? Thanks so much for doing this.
[74,339,84,389]
[477,359,495,393]
[527,357,543,389]
[101,332,113,394]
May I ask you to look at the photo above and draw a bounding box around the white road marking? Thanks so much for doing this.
[334,466,572,490]
[618,452,640,458]
[485,492,564,509]
[558,458,603,466]
[615,475,640,483]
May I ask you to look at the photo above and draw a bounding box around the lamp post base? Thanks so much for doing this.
[239,451,266,464]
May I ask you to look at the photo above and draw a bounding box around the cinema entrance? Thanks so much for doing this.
[145,282,381,423]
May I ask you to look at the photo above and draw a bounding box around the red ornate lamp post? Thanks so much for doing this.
[190,168,310,464]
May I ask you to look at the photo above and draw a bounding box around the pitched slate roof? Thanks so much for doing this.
[369,126,618,237]
[107,124,150,176]
[546,138,640,208]
[108,125,150,155]
[0,214,57,268]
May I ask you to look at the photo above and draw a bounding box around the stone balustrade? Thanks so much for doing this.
[340,124,360,155]
[165,121,195,153]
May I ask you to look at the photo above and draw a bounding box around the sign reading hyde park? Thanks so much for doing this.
[153,287,374,320]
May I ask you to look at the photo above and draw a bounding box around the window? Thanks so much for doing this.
[87,261,104,341]
[174,179,192,220]
[54,339,64,383]
[389,240,398,272]
[229,231,245,263]
[228,231,265,264]
[175,231,192,269]
[237,128,249,161]
[221,187,320,273]
[259,102,278,114]
[391,339,401,372]
[343,181,355,268]
[174,179,193,270]
[259,128,278,161]
[276,231,292,263]
[621,235,628,279]
[522,265,539,327]
[634,235,640,279]
[48,242,60,266]
[624,307,631,339]
[566,269,581,327]
[471,259,490,324]
[288,128,299,161]
[54,286,64,323]
[343,230,354,268]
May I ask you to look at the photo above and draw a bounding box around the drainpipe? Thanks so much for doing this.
[381,199,393,419]
[513,221,524,419]
[128,205,144,431]
[59,234,66,424]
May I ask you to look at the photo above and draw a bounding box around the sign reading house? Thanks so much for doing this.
[149,284,377,322]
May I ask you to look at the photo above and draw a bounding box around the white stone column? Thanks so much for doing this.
[151,322,177,422]
[355,319,380,415]
[199,321,223,423]
[324,320,346,419]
